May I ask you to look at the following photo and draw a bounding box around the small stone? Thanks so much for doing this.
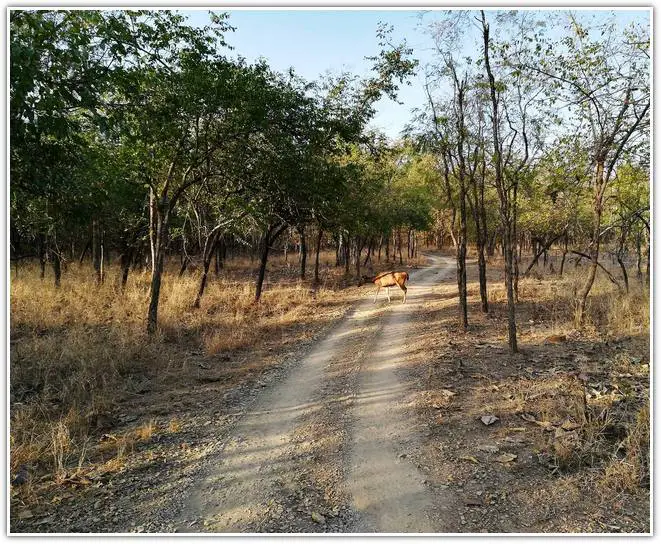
[311,512,326,524]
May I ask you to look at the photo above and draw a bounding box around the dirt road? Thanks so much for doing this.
[170,254,457,533]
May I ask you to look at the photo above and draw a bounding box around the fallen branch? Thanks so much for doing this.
[523,232,565,276]
[569,250,623,290]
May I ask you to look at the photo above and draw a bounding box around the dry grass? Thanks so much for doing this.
[485,254,649,490]
[10,250,419,487]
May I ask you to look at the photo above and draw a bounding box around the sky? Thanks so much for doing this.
[185,9,650,141]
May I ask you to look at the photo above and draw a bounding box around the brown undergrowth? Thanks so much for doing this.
[410,249,649,532]
[10,250,424,499]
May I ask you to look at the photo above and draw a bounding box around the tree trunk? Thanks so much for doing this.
[616,253,629,294]
[255,228,271,302]
[314,227,323,285]
[364,237,373,267]
[559,234,568,277]
[482,11,516,351]
[457,187,468,330]
[147,196,172,335]
[120,248,132,290]
[100,230,105,284]
[194,226,224,308]
[398,229,403,265]
[385,234,390,264]
[344,233,350,276]
[576,160,605,326]
[39,234,46,280]
[635,230,643,281]
[616,224,630,293]
[355,236,363,284]
[149,188,157,278]
[78,238,91,266]
[524,233,564,276]
[52,247,61,288]
[298,225,307,280]
[255,224,287,302]
[92,219,101,284]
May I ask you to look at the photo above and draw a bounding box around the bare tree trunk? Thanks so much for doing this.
[100,230,105,284]
[120,248,132,290]
[523,233,564,276]
[559,234,568,277]
[255,224,287,302]
[398,229,403,265]
[482,11,516,351]
[457,188,468,330]
[149,188,157,278]
[635,230,643,281]
[298,225,307,280]
[39,234,46,280]
[92,219,101,284]
[616,223,630,293]
[385,234,390,264]
[194,226,224,308]
[255,228,271,303]
[355,236,364,285]
[147,206,170,335]
[78,238,91,266]
[576,160,605,326]
[363,237,373,267]
[314,227,323,285]
[52,247,61,288]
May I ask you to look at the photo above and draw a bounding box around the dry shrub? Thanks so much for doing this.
[599,403,649,493]
[496,259,649,339]
[10,251,387,483]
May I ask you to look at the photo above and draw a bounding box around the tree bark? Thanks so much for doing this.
[120,248,132,290]
[559,234,568,277]
[482,11,516,351]
[385,234,390,264]
[193,225,226,308]
[523,233,564,276]
[39,234,46,280]
[78,238,91,266]
[576,160,605,326]
[92,219,101,284]
[255,223,287,302]
[298,225,307,280]
[147,204,170,335]
[51,247,61,288]
[616,223,630,293]
[314,227,323,285]
[635,230,643,281]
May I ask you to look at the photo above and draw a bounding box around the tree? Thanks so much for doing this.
[515,11,650,324]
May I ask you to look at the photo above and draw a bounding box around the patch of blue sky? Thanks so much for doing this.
[183,9,649,141]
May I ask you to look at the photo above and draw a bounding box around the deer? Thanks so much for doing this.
[363,271,409,303]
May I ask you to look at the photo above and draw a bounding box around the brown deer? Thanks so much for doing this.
[363,271,409,303]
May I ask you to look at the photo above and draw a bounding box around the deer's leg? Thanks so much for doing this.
[374,285,380,303]
[387,286,391,302]
[402,285,407,303]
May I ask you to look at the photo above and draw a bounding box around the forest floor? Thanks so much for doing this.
[10,251,650,533]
